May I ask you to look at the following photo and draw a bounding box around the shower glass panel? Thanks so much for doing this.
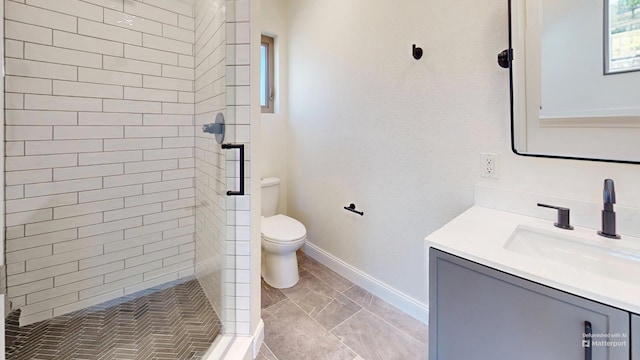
[193,0,237,338]
[2,0,243,357]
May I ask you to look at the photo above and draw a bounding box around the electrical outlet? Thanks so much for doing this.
[480,153,500,178]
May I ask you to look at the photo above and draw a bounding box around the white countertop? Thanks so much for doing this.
[425,206,640,314]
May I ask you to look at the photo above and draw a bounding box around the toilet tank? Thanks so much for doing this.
[261,177,280,217]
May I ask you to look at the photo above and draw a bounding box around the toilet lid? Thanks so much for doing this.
[262,215,306,242]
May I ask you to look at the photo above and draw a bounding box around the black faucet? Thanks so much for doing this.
[597,179,621,239]
[537,203,573,230]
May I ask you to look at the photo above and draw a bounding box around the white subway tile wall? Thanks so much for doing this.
[229,0,252,333]
[4,0,199,325]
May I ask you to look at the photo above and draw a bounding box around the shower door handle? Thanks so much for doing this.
[221,143,245,196]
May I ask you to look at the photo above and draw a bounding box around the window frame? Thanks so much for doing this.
[261,35,275,113]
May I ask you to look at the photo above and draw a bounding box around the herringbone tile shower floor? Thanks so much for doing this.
[5,277,221,360]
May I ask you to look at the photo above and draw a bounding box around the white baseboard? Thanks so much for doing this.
[302,243,429,324]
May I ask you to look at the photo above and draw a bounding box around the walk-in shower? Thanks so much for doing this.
[1,0,251,357]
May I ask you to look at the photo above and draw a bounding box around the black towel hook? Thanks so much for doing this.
[497,49,512,68]
[412,44,423,60]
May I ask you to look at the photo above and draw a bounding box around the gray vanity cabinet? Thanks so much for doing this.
[429,248,631,360]
[633,315,639,360]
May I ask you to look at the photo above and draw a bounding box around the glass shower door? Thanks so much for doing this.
[194,0,251,340]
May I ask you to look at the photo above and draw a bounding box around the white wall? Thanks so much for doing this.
[488,154,640,212]
[286,0,508,304]
[260,0,289,215]
[284,0,640,308]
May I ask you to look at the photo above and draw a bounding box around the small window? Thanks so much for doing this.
[605,0,640,74]
[261,35,275,113]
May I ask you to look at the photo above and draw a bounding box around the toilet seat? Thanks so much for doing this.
[262,214,306,243]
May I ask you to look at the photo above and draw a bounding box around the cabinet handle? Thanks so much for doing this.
[221,143,245,196]
[584,321,592,360]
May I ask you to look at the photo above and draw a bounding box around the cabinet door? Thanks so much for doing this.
[429,248,630,360]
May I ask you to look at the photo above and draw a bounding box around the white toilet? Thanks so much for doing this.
[261,177,307,289]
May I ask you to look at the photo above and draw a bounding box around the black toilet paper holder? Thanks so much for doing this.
[344,203,364,216]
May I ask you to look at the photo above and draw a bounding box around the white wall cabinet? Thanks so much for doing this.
[429,248,633,359]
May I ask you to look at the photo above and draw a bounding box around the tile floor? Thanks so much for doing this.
[5,277,221,360]
[258,252,429,360]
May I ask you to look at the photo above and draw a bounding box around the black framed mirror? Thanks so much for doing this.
[506,0,640,164]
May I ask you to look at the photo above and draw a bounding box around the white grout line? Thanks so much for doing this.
[327,307,362,333]
[260,288,287,310]
[260,342,278,360]
[288,299,365,360]
[350,292,428,346]
[298,256,353,293]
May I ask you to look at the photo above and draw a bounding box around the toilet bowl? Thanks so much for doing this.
[261,214,307,288]
[261,177,307,289]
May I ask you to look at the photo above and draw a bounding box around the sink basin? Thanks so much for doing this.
[504,225,640,286]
